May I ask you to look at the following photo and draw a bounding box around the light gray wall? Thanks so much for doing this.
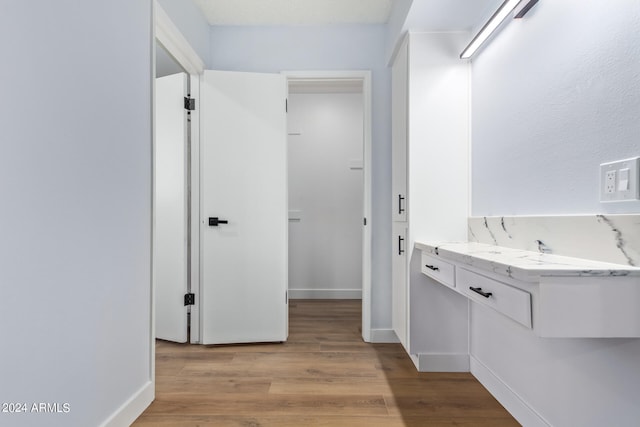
[157,0,211,67]
[288,92,364,297]
[0,1,153,426]
[471,0,640,216]
[210,24,392,329]
[469,2,640,425]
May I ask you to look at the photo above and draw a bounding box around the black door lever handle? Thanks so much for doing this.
[209,217,228,226]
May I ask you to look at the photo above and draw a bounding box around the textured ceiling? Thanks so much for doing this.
[193,0,395,25]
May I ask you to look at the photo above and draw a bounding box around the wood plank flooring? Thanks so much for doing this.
[133,299,519,426]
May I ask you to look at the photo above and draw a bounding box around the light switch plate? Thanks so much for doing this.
[600,157,640,202]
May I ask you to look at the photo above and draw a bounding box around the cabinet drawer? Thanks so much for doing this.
[458,268,532,328]
[421,253,455,289]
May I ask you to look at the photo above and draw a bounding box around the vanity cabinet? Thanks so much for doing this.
[416,242,640,338]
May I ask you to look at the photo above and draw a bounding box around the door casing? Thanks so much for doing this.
[283,71,373,342]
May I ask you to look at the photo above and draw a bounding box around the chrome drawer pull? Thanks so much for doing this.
[425,264,439,271]
[470,287,492,298]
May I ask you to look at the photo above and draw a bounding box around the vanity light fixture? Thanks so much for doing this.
[460,0,539,59]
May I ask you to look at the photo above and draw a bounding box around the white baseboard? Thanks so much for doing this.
[289,289,362,299]
[369,328,400,343]
[415,353,470,372]
[409,353,420,369]
[470,356,550,427]
[100,381,154,427]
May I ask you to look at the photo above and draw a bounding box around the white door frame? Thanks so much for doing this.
[154,0,205,350]
[283,71,373,343]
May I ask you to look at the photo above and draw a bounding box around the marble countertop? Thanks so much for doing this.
[415,241,640,282]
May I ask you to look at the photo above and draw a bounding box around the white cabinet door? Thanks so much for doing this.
[392,222,408,349]
[200,70,288,345]
[154,72,189,343]
[392,37,409,222]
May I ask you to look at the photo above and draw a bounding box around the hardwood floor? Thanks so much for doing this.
[133,299,519,426]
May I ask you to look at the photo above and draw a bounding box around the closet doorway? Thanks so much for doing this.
[285,73,372,338]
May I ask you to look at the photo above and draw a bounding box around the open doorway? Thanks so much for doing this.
[287,81,364,298]
[285,72,373,340]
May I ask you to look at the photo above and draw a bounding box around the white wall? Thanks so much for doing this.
[408,32,470,246]
[288,92,364,298]
[0,2,153,426]
[469,2,640,425]
[157,0,211,67]
[472,0,640,215]
[209,24,392,329]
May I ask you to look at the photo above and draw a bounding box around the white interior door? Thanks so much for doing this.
[200,70,288,345]
[154,72,188,343]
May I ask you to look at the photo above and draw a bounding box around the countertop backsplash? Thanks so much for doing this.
[468,214,640,266]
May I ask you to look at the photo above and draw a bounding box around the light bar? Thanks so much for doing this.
[460,0,523,59]
[514,0,539,18]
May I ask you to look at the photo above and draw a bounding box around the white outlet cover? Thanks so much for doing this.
[600,156,640,202]
[605,169,617,194]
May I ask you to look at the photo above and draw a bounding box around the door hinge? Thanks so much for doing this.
[363,217,367,226]
[285,291,288,303]
[285,98,288,113]
[184,293,195,306]
[184,97,196,111]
